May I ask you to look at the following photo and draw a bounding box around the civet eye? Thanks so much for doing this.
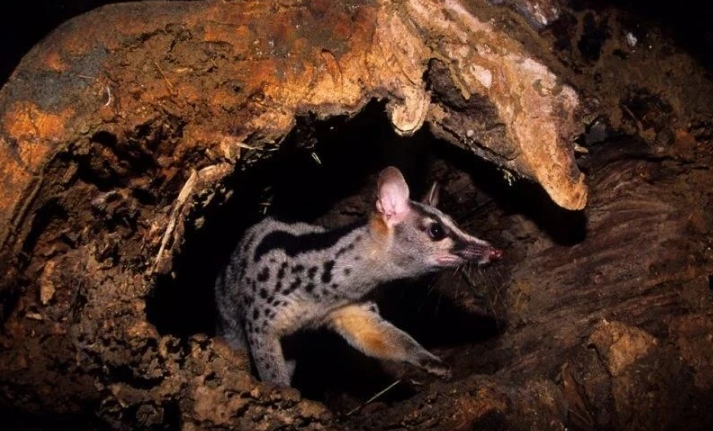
[428,222,446,241]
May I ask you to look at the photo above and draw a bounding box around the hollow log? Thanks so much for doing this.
[1,0,713,430]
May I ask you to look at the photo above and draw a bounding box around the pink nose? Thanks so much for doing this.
[489,247,503,260]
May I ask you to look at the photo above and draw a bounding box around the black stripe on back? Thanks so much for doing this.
[253,220,366,263]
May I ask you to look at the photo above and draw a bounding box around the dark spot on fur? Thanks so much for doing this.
[331,283,339,289]
[308,266,318,280]
[252,308,260,320]
[275,281,282,292]
[257,267,270,282]
[277,262,288,280]
[321,260,335,283]
[335,240,357,258]
[259,288,268,299]
[305,283,315,293]
[292,264,305,273]
[285,279,302,294]
[344,267,351,276]
[247,322,258,337]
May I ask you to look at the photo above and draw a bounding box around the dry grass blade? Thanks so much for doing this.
[345,379,402,417]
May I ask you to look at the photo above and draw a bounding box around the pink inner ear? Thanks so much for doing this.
[376,167,410,224]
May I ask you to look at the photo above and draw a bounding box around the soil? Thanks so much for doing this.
[2,1,713,430]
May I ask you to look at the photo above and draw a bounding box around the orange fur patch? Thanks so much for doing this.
[364,214,393,260]
[339,316,389,356]
[369,214,390,239]
[356,328,389,356]
[330,306,397,358]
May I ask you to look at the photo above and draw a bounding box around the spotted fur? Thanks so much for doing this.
[215,166,502,386]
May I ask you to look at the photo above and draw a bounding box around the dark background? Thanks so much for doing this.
[0,0,124,86]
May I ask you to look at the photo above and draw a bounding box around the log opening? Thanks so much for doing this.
[144,100,521,405]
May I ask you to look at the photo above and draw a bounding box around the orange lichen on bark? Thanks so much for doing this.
[42,50,70,73]
[3,101,71,146]
[0,102,73,213]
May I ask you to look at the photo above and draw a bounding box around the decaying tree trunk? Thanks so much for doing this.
[1,0,712,430]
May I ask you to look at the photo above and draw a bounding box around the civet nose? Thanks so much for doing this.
[489,247,503,260]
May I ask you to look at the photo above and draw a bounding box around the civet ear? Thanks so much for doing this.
[422,181,440,208]
[376,166,410,225]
